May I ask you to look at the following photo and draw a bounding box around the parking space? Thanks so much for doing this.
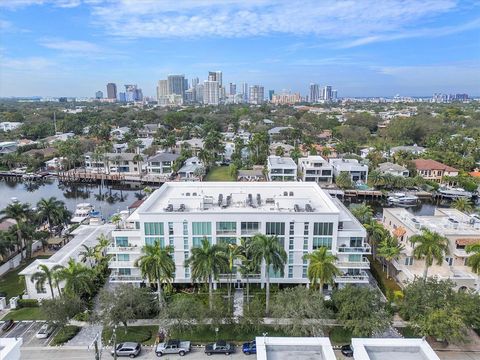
[2,320,35,338]
[0,320,57,347]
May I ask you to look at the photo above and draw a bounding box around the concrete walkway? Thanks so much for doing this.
[66,324,103,347]
[233,288,244,318]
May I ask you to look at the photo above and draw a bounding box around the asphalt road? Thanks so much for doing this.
[1,320,58,347]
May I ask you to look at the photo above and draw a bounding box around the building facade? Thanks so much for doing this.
[310,83,320,103]
[412,159,458,183]
[382,208,478,291]
[298,156,334,184]
[107,182,369,287]
[203,80,220,105]
[267,156,297,181]
[249,85,264,104]
[106,83,117,100]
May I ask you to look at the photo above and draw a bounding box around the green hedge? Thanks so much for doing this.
[18,299,39,308]
[51,325,80,346]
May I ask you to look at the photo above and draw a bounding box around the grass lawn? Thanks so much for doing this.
[102,326,159,346]
[0,307,46,321]
[205,166,235,181]
[369,257,402,296]
[329,327,353,345]
[169,325,289,345]
[51,325,80,346]
[0,255,51,301]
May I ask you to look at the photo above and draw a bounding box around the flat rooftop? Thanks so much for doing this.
[268,156,297,168]
[352,338,440,360]
[384,208,480,237]
[138,182,342,214]
[256,337,336,360]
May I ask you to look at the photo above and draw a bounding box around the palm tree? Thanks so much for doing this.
[349,203,374,224]
[55,259,94,297]
[452,198,474,213]
[0,230,16,261]
[237,238,259,310]
[36,197,66,233]
[376,236,404,279]
[79,244,97,266]
[185,238,228,310]
[225,243,242,310]
[110,214,122,229]
[133,154,144,175]
[250,234,287,314]
[466,243,480,275]
[303,247,340,292]
[0,202,31,261]
[410,229,449,280]
[364,220,388,258]
[31,264,64,299]
[134,241,175,306]
[95,234,111,258]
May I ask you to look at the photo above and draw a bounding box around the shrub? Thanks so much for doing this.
[51,325,80,346]
[18,299,39,308]
[73,311,90,322]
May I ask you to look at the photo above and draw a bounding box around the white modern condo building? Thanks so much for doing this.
[108,182,369,287]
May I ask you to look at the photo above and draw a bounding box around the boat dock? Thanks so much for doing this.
[56,171,167,185]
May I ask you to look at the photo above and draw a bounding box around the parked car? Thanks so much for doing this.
[1,320,15,332]
[35,323,55,339]
[155,339,191,357]
[341,344,354,357]
[205,340,236,355]
[242,341,256,355]
[111,342,141,358]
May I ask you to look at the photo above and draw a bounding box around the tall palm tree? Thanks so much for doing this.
[364,220,388,258]
[466,243,480,275]
[452,198,474,213]
[135,241,175,306]
[303,247,340,292]
[185,238,228,310]
[225,243,242,310]
[133,154,144,175]
[0,202,31,261]
[36,197,65,233]
[79,244,97,266]
[349,203,373,224]
[250,234,287,314]
[410,229,449,280]
[0,230,16,261]
[31,264,64,299]
[237,237,259,309]
[376,236,404,279]
[95,234,111,258]
[110,214,122,229]
[55,259,94,297]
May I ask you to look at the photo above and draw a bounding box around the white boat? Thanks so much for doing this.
[387,192,419,205]
[438,187,473,199]
[70,203,94,223]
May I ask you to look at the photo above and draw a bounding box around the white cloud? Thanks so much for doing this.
[0,0,81,8]
[39,38,104,53]
[1,56,56,70]
[87,0,462,41]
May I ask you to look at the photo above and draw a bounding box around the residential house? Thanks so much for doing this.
[175,138,204,155]
[237,166,265,181]
[329,158,369,182]
[0,141,17,154]
[44,132,74,144]
[45,157,64,171]
[138,123,163,138]
[178,156,203,180]
[269,142,294,156]
[377,162,409,177]
[390,144,425,156]
[298,156,333,184]
[382,208,479,292]
[146,152,180,176]
[84,152,145,175]
[110,127,130,141]
[0,122,22,132]
[412,159,458,183]
[360,147,375,159]
[267,156,297,181]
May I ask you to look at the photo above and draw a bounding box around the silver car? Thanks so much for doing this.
[111,342,141,358]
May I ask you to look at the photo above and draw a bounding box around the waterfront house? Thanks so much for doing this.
[267,156,297,181]
[412,159,458,183]
[377,162,409,177]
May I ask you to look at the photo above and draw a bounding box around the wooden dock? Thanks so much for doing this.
[343,189,383,198]
[56,171,166,185]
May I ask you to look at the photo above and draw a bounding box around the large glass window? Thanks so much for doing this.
[115,237,128,247]
[118,268,131,276]
[217,237,237,245]
[192,222,212,236]
[348,254,361,262]
[350,237,363,247]
[216,222,236,235]
[145,237,165,247]
[192,236,211,247]
[241,222,260,235]
[313,237,332,250]
[313,222,333,236]
[118,254,130,261]
[266,222,285,236]
[144,222,164,236]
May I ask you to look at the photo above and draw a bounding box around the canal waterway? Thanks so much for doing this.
[0,177,468,220]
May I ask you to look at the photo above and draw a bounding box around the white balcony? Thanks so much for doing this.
[109,260,136,268]
[454,248,468,257]
[106,246,142,254]
[334,270,369,283]
[110,273,144,283]
[337,244,371,254]
[336,258,370,269]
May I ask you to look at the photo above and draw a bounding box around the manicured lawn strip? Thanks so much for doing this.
[369,257,402,296]
[0,255,51,301]
[51,325,80,346]
[205,166,235,181]
[0,307,46,321]
[328,327,353,345]
[102,326,158,346]
[169,325,289,345]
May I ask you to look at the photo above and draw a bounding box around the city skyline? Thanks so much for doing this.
[1,0,479,97]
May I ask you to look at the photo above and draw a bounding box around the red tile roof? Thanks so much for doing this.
[412,159,458,172]
[128,198,145,209]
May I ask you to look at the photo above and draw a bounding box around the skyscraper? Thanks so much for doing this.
[323,85,332,101]
[167,75,186,100]
[310,83,320,103]
[249,85,264,105]
[184,78,189,92]
[268,90,275,101]
[106,83,117,100]
[119,92,126,102]
[332,90,338,101]
[229,83,236,96]
[125,84,142,102]
[95,91,103,99]
[203,80,219,105]
[208,71,222,86]
[191,77,199,88]
[242,82,249,103]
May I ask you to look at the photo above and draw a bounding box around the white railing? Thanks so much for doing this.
[334,271,369,283]
[109,274,144,282]
[337,245,371,254]
[106,246,141,254]
[109,260,136,268]
[336,259,370,269]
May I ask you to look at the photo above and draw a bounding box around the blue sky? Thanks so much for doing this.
[1,0,479,98]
